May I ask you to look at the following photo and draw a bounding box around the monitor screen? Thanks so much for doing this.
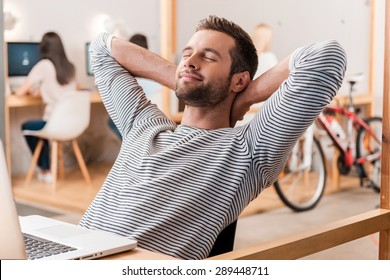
[86,42,93,76]
[7,42,41,77]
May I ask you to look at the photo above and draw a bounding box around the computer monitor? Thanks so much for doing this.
[7,42,41,77]
[85,42,93,76]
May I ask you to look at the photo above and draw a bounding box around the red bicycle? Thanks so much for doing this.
[274,75,382,211]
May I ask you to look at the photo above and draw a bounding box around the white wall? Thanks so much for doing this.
[4,0,161,89]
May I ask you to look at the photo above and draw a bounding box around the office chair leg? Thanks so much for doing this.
[25,139,44,186]
[71,139,91,184]
[50,140,58,191]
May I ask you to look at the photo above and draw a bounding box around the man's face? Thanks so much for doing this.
[175,30,235,107]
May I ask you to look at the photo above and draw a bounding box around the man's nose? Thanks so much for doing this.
[184,54,199,70]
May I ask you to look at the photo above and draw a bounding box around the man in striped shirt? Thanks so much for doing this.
[79,16,347,259]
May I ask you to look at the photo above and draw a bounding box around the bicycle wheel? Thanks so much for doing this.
[274,136,326,212]
[356,117,382,192]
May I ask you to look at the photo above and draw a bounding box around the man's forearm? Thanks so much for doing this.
[110,37,176,90]
[249,54,290,104]
[229,54,291,126]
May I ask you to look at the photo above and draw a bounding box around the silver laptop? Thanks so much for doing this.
[0,139,137,260]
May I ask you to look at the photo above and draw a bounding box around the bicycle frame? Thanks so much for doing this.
[273,76,382,211]
[316,105,381,169]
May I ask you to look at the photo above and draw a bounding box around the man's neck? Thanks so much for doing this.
[180,106,230,130]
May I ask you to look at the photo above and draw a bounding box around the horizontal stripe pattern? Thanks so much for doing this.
[79,33,346,259]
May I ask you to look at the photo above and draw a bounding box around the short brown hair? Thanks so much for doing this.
[196,15,258,80]
[129,33,148,49]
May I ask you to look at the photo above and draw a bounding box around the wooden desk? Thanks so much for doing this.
[333,93,373,109]
[5,92,102,177]
[6,92,102,108]
[102,247,178,260]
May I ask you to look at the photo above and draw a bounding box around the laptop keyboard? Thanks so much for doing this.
[23,233,77,260]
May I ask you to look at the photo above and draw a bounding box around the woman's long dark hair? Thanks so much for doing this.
[39,32,75,85]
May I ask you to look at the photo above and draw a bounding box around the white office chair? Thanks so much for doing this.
[23,91,92,191]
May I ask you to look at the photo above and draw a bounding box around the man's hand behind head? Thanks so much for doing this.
[230,81,256,127]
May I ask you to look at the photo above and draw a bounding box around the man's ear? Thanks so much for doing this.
[231,71,250,93]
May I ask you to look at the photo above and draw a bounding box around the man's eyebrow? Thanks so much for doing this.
[204,48,222,59]
[182,46,193,53]
[181,46,222,59]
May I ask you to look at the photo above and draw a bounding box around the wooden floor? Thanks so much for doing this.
[240,173,360,217]
[12,162,113,215]
[11,162,362,218]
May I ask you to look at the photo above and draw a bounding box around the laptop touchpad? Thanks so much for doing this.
[37,225,89,239]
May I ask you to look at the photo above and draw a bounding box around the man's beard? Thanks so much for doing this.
[175,78,231,108]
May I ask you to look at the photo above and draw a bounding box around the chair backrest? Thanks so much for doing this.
[208,220,237,257]
[38,91,91,141]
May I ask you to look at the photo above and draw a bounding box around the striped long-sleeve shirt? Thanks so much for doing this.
[79,33,347,259]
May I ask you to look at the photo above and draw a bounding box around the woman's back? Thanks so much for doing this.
[27,59,77,120]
